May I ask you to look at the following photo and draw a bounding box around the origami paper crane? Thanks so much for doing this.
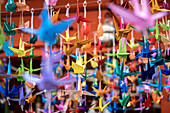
[107,101,122,112]
[95,69,104,81]
[12,14,29,34]
[127,75,140,83]
[16,0,29,11]
[117,37,129,59]
[142,69,170,91]
[25,81,35,89]
[138,59,155,80]
[162,64,170,75]
[127,38,139,49]
[134,96,145,111]
[143,95,151,108]
[92,81,108,97]
[96,23,104,37]
[108,0,168,34]
[91,97,110,112]
[64,76,95,98]
[27,35,37,44]
[26,90,44,103]
[97,39,109,50]
[151,44,165,66]
[51,9,60,24]
[146,20,169,42]
[112,16,131,40]
[149,0,170,14]
[119,93,130,107]
[3,16,16,36]
[9,38,33,57]
[104,49,116,57]
[25,106,35,113]
[0,78,24,99]
[80,67,91,81]
[10,88,34,111]
[135,37,158,59]
[23,58,75,91]
[121,0,133,9]
[45,0,58,6]
[129,61,137,72]
[2,38,14,57]
[75,100,94,112]
[24,49,41,59]
[63,37,94,55]
[70,51,84,60]
[119,81,133,93]
[76,1,92,23]
[60,59,71,70]
[160,18,170,31]
[21,3,77,46]
[152,91,162,104]
[152,69,159,80]
[0,60,14,79]
[5,0,17,12]
[162,1,169,10]
[60,30,77,42]
[55,101,66,112]
[127,96,140,107]
[15,60,27,81]
[105,58,116,68]
[24,60,41,74]
[72,61,84,74]
[81,23,91,36]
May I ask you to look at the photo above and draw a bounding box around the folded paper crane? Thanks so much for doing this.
[16,0,29,11]
[5,0,17,12]
[2,38,14,57]
[3,16,16,36]
[21,3,77,46]
[117,37,129,59]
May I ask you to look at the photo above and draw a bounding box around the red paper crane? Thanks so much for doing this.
[143,95,151,107]
[81,23,91,36]
[97,39,109,50]
[129,61,137,72]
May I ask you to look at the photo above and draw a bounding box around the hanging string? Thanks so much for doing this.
[97,0,102,24]
[83,0,87,40]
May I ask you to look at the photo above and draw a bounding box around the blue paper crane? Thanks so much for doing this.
[0,60,14,79]
[2,37,14,57]
[142,69,170,92]
[162,64,170,75]
[135,37,157,59]
[10,88,35,111]
[119,79,133,93]
[0,78,24,104]
[138,59,155,80]
[21,3,77,46]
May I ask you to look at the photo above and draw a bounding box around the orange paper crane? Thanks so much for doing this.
[127,75,139,83]
[96,23,104,37]
[26,94,37,103]
[113,16,131,40]
[127,96,141,107]
[16,0,29,11]
[25,81,35,89]
[96,69,104,81]
[152,91,162,104]
[63,36,94,55]
[92,81,108,97]
[60,59,72,70]
[63,76,95,98]
[12,14,29,33]
[51,9,60,24]
[111,94,120,101]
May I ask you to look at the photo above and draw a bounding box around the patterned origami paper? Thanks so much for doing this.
[21,3,77,46]
[3,16,16,36]
[5,0,17,12]
[108,0,168,34]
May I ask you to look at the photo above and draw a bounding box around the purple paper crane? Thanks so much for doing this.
[152,70,159,80]
[162,2,169,10]
[55,101,65,113]
[134,95,145,111]
[23,57,75,91]
[10,88,35,111]
[45,0,58,6]
[108,0,168,34]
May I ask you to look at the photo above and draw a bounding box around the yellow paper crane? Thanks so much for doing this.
[113,16,131,41]
[127,38,139,49]
[149,0,170,14]
[91,97,110,112]
[152,91,162,104]
[60,30,77,42]
[51,9,60,24]
[92,81,108,97]
[105,58,116,68]
[9,38,34,57]
[63,76,95,98]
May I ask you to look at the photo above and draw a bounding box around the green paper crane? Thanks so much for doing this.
[80,67,91,81]
[146,20,169,42]
[3,16,16,36]
[117,38,129,59]
[127,38,139,49]
[16,60,26,81]
[129,25,156,36]
[151,44,164,66]
[119,93,130,107]
[27,35,37,44]
[104,49,116,57]
[5,0,17,12]
[159,18,170,31]
[24,60,41,74]
[116,60,139,81]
